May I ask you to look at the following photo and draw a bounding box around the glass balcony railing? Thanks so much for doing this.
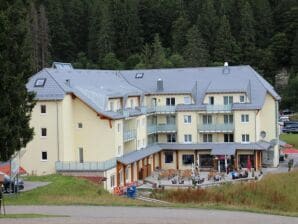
[206,104,232,113]
[198,123,234,133]
[55,158,116,171]
[123,129,136,142]
[146,106,176,114]
[147,124,177,134]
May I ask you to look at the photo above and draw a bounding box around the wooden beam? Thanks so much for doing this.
[136,161,139,180]
[235,152,238,170]
[176,150,179,170]
[146,157,149,165]
[254,151,258,171]
[123,164,126,186]
[152,154,156,170]
[142,159,145,181]
[131,163,134,182]
[159,151,162,169]
[116,162,121,187]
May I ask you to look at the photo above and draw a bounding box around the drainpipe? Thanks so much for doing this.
[56,100,60,161]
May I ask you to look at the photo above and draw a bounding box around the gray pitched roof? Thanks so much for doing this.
[27,65,280,118]
[117,142,269,165]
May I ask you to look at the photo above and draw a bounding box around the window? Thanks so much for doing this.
[203,134,212,142]
[224,115,233,124]
[184,134,192,143]
[199,154,213,168]
[182,155,194,165]
[41,128,47,137]
[117,101,121,110]
[164,152,173,163]
[166,97,175,106]
[110,174,115,188]
[130,99,134,108]
[34,78,46,87]
[242,134,250,143]
[224,134,234,142]
[117,146,122,155]
[224,96,233,105]
[166,115,175,124]
[79,147,84,163]
[109,101,114,111]
[40,105,46,114]
[41,151,47,161]
[209,96,214,105]
[240,95,245,103]
[135,73,144,79]
[117,123,121,132]
[167,134,176,143]
[78,123,83,128]
[184,96,191,104]
[241,114,249,122]
[203,115,212,124]
[184,115,192,124]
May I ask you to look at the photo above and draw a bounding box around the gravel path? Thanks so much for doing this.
[1,206,297,224]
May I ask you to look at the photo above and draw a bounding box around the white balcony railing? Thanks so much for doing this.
[147,124,177,134]
[123,129,136,142]
[206,104,232,113]
[198,123,234,133]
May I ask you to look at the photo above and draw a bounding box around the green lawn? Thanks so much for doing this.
[6,174,152,207]
[280,133,298,147]
[151,170,298,216]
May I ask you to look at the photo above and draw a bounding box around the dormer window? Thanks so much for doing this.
[34,78,46,87]
[209,96,214,105]
[109,101,114,111]
[184,96,191,104]
[240,95,245,103]
[135,73,144,79]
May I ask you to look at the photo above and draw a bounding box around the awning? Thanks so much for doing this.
[210,144,236,155]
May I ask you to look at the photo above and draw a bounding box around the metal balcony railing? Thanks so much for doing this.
[206,104,232,113]
[147,123,177,134]
[123,129,136,142]
[55,158,116,171]
[198,123,234,133]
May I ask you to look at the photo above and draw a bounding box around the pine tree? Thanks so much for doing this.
[171,15,190,54]
[291,31,298,72]
[197,0,218,53]
[0,0,35,161]
[213,15,240,64]
[239,1,256,64]
[269,32,289,68]
[150,34,169,68]
[169,54,185,68]
[184,26,209,67]
[101,52,123,69]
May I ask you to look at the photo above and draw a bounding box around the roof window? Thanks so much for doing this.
[135,73,144,79]
[34,78,46,87]
[52,62,73,70]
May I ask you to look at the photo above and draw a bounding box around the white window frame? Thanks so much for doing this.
[109,101,114,111]
[184,115,192,124]
[240,95,245,103]
[40,127,47,138]
[241,134,250,143]
[40,105,47,114]
[184,134,192,143]
[241,114,249,123]
[41,151,48,161]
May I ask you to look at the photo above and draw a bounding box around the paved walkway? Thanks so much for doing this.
[1,206,298,224]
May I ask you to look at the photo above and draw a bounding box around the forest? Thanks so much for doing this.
[2,0,298,106]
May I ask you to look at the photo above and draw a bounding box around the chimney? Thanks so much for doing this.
[223,62,230,74]
[157,78,163,92]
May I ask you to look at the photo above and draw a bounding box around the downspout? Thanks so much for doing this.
[56,100,60,161]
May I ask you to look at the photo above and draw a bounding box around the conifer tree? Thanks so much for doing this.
[213,15,240,64]
[0,0,35,161]
[151,34,168,68]
[291,31,298,72]
[184,26,209,67]
[171,15,190,54]
[239,1,256,64]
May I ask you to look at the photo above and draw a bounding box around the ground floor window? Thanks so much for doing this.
[41,151,47,161]
[182,154,194,165]
[164,151,173,163]
[200,154,213,168]
[110,174,115,188]
[239,155,255,169]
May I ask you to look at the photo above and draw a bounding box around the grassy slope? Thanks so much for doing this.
[280,133,298,147]
[5,175,152,207]
[152,170,298,216]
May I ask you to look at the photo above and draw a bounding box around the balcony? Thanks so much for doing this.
[147,123,177,134]
[206,104,232,113]
[147,106,176,114]
[198,123,234,133]
[123,129,136,142]
[55,158,116,171]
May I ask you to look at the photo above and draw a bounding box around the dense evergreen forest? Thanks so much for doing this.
[2,0,298,109]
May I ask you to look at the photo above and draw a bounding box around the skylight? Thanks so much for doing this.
[34,78,46,87]
[135,73,144,79]
[52,62,73,70]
